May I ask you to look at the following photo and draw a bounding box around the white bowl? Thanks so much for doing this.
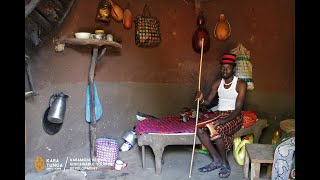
[74,32,91,39]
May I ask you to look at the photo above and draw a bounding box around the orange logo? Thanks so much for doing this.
[34,156,45,172]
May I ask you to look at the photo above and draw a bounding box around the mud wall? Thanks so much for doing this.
[29,0,295,120]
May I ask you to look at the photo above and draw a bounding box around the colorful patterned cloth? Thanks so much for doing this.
[272,136,295,180]
[135,110,218,134]
[135,109,243,151]
[215,110,243,151]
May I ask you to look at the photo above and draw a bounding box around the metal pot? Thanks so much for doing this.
[47,92,69,123]
[122,130,137,146]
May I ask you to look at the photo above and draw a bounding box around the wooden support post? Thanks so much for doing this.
[97,47,107,63]
[25,54,38,97]
[142,145,145,168]
[244,150,249,178]
[88,47,107,164]
[251,162,261,180]
[89,48,98,163]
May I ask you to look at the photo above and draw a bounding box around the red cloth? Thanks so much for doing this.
[135,110,243,151]
[135,111,218,135]
[136,110,258,135]
[242,110,257,128]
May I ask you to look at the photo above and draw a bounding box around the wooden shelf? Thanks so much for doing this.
[57,36,122,48]
[53,35,122,164]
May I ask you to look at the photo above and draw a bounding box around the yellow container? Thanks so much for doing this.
[95,30,105,34]
[201,144,207,150]
[233,134,253,165]
[272,129,282,145]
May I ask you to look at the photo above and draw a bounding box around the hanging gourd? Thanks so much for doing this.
[123,2,133,29]
[214,13,231,41]
[109,0,124,22]
[192,14,210,54]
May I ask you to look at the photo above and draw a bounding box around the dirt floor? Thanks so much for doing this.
[25,146,273,180]
[25,144,275,180]
[25,83,284,180]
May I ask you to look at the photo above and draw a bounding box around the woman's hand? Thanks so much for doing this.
[195,91,203,102]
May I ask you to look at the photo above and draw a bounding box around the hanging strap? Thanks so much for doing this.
[142,3,151,17]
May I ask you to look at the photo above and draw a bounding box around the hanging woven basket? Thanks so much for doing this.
[214,13,231,41]
[230,43,254,91]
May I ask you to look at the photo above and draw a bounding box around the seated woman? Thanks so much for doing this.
[272,132,295,180]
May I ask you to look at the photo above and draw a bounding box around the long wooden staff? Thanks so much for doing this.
[189,38,204,178]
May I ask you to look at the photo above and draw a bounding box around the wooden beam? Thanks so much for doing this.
[29,9,53,34]
[36,0,63,24]
[56,0,75,26]
[57,0,71,8]
[25,0,41,17]
[25,17,41,46]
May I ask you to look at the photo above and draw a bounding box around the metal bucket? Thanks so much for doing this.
[122,130,137,146]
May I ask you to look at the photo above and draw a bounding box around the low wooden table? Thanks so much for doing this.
[138,119,268,174]
[244,143,274,180]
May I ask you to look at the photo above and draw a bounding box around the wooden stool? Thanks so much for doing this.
[244,143,274,180]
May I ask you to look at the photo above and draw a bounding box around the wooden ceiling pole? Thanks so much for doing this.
[195,0,201,16]
[25,0,41,17]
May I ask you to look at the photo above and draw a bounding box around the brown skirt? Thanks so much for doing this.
[215,110,243,151]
